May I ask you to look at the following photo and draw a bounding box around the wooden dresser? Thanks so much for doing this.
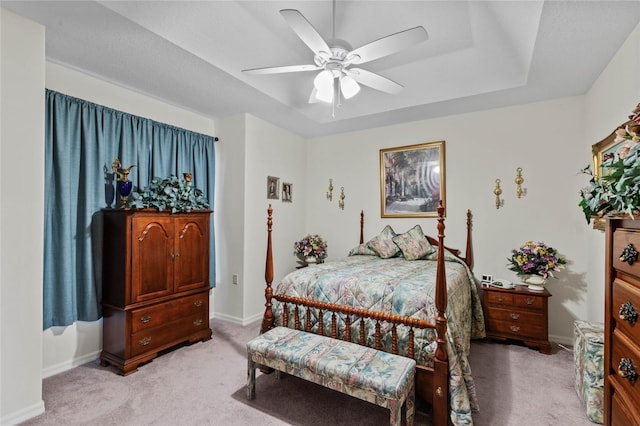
[100,209,213,375]
[605,218,640,425]
[482,285,551,354]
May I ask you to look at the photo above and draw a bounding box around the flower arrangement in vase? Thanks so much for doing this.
[294,234,327,264]
[579,103,640,223]
[507,240,566,291]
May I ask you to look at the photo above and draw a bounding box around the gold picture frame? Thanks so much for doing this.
[380,141,445,218]
[590,120,632,230]
[592,120,633,179]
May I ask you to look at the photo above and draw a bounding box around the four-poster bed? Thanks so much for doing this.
[259,202,485,426]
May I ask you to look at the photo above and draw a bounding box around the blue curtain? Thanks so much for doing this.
[44,90,216,329]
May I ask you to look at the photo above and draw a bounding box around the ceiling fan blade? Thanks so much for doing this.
[280,9,331,55]
[242,64,321,75]
[348,26,428,65]
[345,68,403,94]
[308,87,321,104]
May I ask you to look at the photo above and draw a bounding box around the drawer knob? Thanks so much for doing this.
[510,313,520,320]
[524,298,534,305]
[140,315,151,324]
[139,337,151,346]
[194,300,203,307]
[496,295,505,302]
[509,325,521,332]
[620,243,639,266]
[618,358,638,384]
[193,319,203,326]
[619,301,638,325]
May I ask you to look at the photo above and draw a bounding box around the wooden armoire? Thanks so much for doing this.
[605,217,640,424]
[100,209,213,375]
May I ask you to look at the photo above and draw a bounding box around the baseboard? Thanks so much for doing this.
[42,350,101,379]
[550,333,573,347]
[1,399,44,426]
[212,311,262,326]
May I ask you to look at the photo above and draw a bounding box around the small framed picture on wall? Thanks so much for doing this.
[267,176,280,200]
[282,182,293,202]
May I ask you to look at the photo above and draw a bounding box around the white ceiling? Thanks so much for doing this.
[4,1,640,138]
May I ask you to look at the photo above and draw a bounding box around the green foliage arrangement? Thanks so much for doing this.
[129,174,209,214]
[579,103,640,223]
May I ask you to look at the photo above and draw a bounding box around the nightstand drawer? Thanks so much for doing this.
[486,292,514,306]
[513,293,544,310]
[485,307,544,326]
[487,318,545,340]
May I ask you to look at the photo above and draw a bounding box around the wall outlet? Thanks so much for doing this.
[232,274,238,285]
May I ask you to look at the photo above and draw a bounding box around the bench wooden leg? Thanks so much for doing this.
[247,355,256,400]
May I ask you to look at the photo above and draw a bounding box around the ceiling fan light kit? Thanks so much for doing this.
[242,5,428,110]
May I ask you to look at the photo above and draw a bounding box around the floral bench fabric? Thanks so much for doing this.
[247,326,416,426]
[574,320,604,424]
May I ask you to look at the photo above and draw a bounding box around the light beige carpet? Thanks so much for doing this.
[21,319,593,426]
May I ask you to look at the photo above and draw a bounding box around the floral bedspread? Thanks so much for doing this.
[272,255,486,426]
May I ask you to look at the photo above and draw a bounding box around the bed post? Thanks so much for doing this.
[260,204,274,334]
[433,201,449,426]
[359,210,364,244]
[465,209,474,270]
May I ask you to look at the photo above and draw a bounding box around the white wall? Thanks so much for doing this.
[212,114,306,325]
[0,9,46,425]
[304,97,588,344]
[243,115,307,321]
[583,20,640,322]
[212,115,247,322]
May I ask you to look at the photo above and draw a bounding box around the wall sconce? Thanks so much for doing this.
[515,167,525,198]
[326,179,333,201]
[493,179,504,209]
[339,187,345,210]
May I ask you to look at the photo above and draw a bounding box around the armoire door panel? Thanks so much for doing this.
[131,217,174,302]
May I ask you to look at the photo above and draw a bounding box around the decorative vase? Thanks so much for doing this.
[111,158,136,208]
[305,256,317,264]
[522,274,546,291]
[116,179,133,208]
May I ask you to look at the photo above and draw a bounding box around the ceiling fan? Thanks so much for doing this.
[242,4,428,105]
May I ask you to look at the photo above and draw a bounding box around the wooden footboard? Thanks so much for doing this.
[261,202,473,426]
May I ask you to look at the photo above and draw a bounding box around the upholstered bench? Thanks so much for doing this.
[574,320,604,424]
[247,326,416,426]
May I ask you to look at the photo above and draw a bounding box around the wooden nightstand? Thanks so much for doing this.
[482,284,551,354]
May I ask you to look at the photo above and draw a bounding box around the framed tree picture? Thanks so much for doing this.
[380,141,445,218]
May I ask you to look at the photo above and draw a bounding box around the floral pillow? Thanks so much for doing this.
[392,224,436,260]
[366,225,400,258]
[348,243,378,256]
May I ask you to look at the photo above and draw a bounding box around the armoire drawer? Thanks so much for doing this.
[130,292,208,333]
[129,313,209,356]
